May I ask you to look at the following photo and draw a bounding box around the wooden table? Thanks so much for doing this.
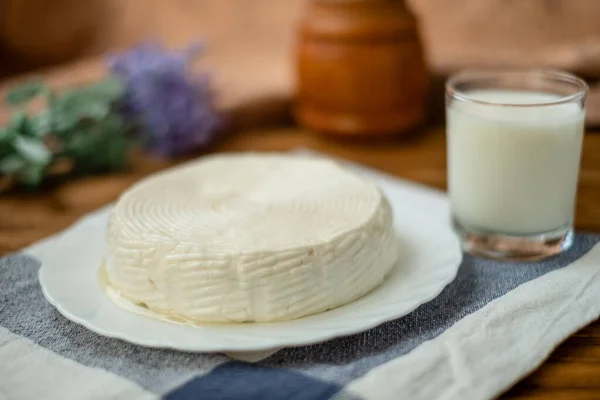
[2,122,600,398]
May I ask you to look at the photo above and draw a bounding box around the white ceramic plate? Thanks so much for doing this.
[38,165,461,353]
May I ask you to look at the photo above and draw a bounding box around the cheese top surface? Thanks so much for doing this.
[105,153,399,322]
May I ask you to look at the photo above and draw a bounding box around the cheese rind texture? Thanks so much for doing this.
[105,153,399,323]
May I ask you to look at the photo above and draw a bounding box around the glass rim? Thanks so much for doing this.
[446,69,589,108]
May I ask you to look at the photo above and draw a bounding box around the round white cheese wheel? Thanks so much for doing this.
[105,153,399,323]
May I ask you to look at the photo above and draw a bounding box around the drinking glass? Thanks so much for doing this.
[446,69,588,260]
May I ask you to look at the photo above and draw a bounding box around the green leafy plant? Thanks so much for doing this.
[0,76,131,191]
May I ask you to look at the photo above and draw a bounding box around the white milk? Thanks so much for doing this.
[447,90,584,234]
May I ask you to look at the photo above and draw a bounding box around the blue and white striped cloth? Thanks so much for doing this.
[2,152,600,400]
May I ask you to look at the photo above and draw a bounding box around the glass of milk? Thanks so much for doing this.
[446,69,588,260]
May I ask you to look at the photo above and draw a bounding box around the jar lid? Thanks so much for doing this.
[299,0,418,40]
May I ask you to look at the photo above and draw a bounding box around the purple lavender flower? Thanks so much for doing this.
[107,42,222,157]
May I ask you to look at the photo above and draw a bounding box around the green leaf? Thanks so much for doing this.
[83,101,111,120]
[26,111,52,138]
[0,127,17,144]
[45,89,58,109]
[8,111,28,133]
[100,113,125,133]
[48,76,125,134]
[64,113,129,173]
[52,112,76,133]
[106,134,128,170]
[52,94,112,132]
[19,164,45,187]
[5,79,47,106]
[98,120,128,170]
[13,136,51,165]
[66,132,94,154]
[0,75,131,190]
[83,76,126,101]
[0,154,25,174]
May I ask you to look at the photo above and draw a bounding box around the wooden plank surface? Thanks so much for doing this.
[1,125,600,398]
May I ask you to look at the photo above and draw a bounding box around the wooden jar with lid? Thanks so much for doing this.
[295,0,429,137]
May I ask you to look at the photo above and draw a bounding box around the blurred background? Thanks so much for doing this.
[3,0,600,251]
[3,0,600,124]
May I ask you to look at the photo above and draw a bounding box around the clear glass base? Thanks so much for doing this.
[452,218,574,261]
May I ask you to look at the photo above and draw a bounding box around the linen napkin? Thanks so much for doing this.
[1,152,600,400]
